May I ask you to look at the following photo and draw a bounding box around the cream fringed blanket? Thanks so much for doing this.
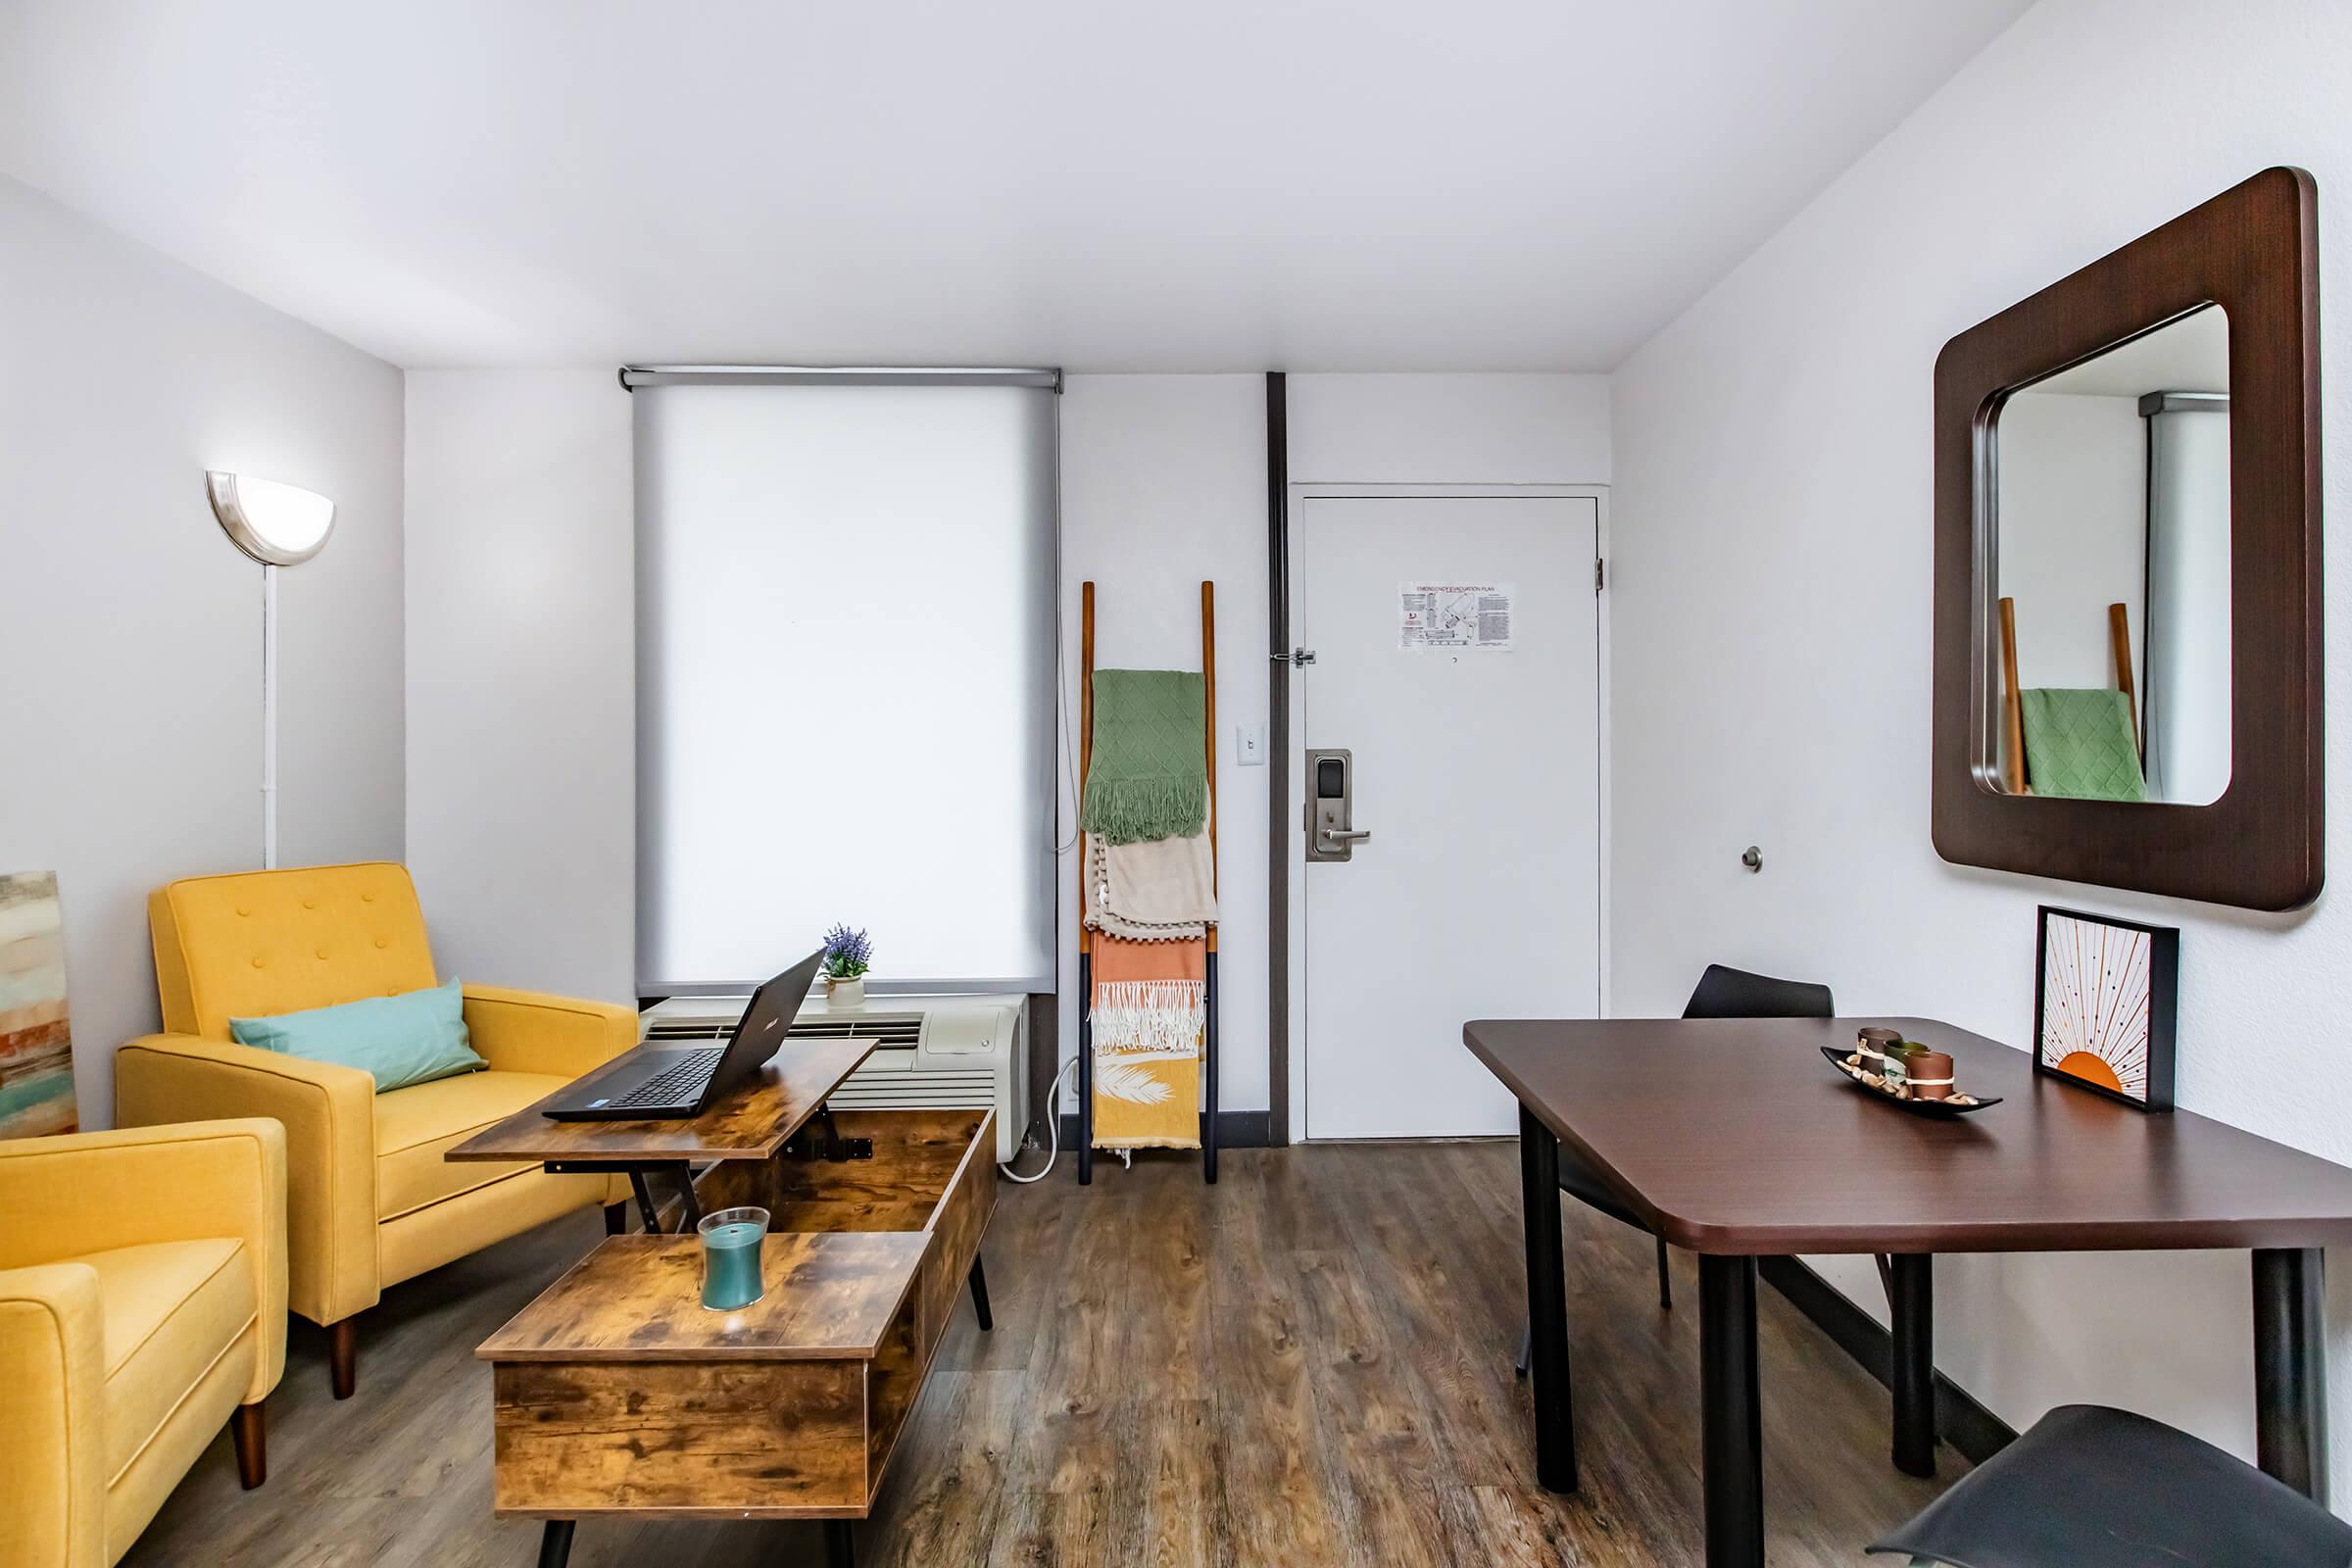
[1090,933,1203,1151]
[1083,830,1218,943]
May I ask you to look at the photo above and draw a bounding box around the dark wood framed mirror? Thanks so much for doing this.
[1932,167,2323,910]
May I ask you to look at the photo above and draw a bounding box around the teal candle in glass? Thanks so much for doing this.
[698,1206,769,1311]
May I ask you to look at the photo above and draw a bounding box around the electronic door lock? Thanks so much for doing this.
[1305,748,1368,861]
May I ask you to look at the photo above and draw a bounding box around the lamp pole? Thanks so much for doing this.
[205,470,335,873]
[262,561,279,868]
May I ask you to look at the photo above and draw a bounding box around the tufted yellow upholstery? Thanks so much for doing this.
[148,862,438,1041]
[115,865,635,1388]
[0,1119,284,1568]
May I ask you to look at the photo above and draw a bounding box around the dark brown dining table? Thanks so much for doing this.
[1466,1014,2352,1568]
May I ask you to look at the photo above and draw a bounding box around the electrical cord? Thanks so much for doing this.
[999,1054,1082,1184]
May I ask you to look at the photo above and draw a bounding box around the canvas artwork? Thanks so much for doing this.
[0,871,78,1138]
[2033,906,2178,1111]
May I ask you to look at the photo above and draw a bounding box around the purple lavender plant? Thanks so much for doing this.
[820,923,874,979]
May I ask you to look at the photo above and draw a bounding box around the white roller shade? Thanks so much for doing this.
[2141,399,2231,806]
[635,380,1058,993]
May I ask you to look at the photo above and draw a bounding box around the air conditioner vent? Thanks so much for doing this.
[786,1015,924,1049]
[642,1014,924,1049]
[636,993,1024,1161]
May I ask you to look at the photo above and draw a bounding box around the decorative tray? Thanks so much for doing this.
[1819,1046,2002,1118]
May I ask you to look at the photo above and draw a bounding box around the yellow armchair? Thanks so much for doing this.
[0,1119,285,1568]
[114,863,636,1398]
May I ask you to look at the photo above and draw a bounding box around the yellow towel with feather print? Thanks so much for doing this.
[1089,934,1202,1150]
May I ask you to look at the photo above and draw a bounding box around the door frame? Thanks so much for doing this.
[1282,482,1612,1141]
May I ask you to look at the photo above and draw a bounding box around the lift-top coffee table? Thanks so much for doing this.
[473,1107,998,1568]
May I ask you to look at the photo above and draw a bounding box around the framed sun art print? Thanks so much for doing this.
[2033,906,2179,1111]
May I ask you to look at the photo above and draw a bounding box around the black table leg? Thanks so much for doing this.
[603,1200,628,1235]
[968,1254,994,1331]
[536,1519,574,1568]
[2253,1247,2328,1504]
[1699,1254,1764,1568]
[626,1168,663,1233]
[1889,1252,1936,1477]
[668,1162,703,1230]
[1518,1102,1577,1493]
[823,1519,856,1568]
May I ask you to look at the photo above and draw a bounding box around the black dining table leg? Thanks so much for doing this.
[2253,1247,2328,1504]
[1889,1253,1936,1477]
[1699,1253,1764,1568]
[1518,1102,1577,1493]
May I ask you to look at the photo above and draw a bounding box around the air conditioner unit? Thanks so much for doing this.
[638,992,1029,1163]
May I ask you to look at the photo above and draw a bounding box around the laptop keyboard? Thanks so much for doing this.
[608,1048,722,1109]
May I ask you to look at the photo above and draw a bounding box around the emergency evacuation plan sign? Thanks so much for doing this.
[1398,582,1514,650]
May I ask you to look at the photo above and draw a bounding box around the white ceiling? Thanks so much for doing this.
[0,0,2031,371]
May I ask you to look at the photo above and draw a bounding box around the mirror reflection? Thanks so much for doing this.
[1991,306,2231,805]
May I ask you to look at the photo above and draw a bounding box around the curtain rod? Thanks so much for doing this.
[619,365,1061,391]
[2137,390,2230,416]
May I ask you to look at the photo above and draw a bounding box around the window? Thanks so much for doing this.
[634,374,1058,992]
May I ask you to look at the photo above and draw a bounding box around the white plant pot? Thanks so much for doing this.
[827,975,865,1008]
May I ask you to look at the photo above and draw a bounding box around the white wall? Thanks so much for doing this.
[1290,373,1611,483]
[1608,0,2352,1484]
[1057,375,1271,1111]
[395,371,1610,1127]
[0,175,405,1123]
[404,370,635,1003]
[1055,372,1613,1129]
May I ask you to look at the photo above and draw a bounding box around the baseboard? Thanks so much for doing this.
[1758,1254,2017,1465]
[1054,1109,1270,1152]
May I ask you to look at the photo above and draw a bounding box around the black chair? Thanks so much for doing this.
[1682,962,1835,1025]
[1869,1403,2352,1567]
[1516,963,1833,1373]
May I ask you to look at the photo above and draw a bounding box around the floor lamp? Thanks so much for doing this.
[205,471,335,870]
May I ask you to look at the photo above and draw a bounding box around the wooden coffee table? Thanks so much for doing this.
[446,1034,880,1233]
[477,1108,998,1568]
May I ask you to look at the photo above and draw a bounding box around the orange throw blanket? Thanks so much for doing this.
[1089,934,1203,1151]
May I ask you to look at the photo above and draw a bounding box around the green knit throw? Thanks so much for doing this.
[1082,669,1208,844]
[2019,688,2147,803]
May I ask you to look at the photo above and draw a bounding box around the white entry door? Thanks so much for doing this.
[1299,493,1602,1139]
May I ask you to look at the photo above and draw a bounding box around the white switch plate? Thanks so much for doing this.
[1237,722,1266,766]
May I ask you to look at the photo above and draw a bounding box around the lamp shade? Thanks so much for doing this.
[206,471,335,565]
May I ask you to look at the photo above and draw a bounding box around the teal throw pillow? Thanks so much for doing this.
[230,977,485,1094]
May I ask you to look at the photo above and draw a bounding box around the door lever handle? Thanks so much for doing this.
[1320,827,1372,846]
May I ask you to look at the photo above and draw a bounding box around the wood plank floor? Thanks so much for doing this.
[123,1142,1961,1567]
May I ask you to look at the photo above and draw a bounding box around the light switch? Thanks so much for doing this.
[1237,722,1266,766]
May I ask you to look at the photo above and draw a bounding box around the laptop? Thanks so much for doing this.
[542,950,824,1121]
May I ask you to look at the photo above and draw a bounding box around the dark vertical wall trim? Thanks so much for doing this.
[1266,371,1292,1147]
[1024,991,1055,1152]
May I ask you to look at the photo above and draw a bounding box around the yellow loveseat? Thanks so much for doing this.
[113,863,634,1398]
[0,1119,285,1567]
